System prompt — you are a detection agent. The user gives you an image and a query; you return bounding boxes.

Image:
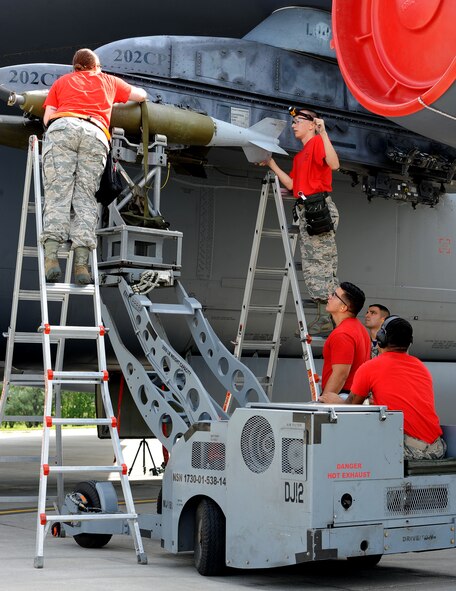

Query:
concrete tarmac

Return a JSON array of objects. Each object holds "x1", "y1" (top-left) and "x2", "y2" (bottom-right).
[{"x1": 2, "y1": 428, "x2": 456, "y2": 591}]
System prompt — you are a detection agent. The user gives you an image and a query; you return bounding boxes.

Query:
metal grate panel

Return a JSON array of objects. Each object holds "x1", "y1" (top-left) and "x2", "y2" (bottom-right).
[
  {"x1": 281, "y1": 437, "x2": 304, "y2": 474},
  {"x1": 191, "y1": 442, "x2": 225, "y2": 471},
  {"x1": 241, "y1": 415, "x2": 275, "y2": 474},
  {"x1": 386, "y1": 484, "x2": 449, "y2": 515}
]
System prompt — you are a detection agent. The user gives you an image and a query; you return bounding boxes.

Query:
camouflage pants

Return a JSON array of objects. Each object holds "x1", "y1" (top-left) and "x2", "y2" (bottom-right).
[
  {"x1": 41, "y1": 117, "x2": 108, "y2": 249},
  {"x1": 298, "y1": 196, "x2": 339, "y2": 301},
  {"x1": 404, "y1": 434, "x2": 447, "y2": 460}
]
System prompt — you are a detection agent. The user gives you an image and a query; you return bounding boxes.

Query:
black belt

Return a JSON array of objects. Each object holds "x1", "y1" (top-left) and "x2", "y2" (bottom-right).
[
  {"x1": 307, "y1": 191, "x2": 329, "y2": 198},
  {"x1": 295, "y1": 192, "x2": 329, "y2": 207},
  {"x1": 340, "y1": 389, "x2": 350, "y2": 394}
]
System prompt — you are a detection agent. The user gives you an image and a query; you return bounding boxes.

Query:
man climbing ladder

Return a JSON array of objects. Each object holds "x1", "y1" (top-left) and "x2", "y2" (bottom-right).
[{"x1": 260, "y1": 106, "x2": 340, "y2": 335}]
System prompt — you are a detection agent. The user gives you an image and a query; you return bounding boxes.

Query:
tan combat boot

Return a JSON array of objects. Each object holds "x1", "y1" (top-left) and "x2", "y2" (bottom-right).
[
  {"x1": 73, "y1": 246, "x2": 92, "y2": 285},
  {"x1": 308, "y1": 300, "x2": 334, "y2": 336},
  {"x1": 44, "y1": 239, "x2": 61, "y2": 282}
]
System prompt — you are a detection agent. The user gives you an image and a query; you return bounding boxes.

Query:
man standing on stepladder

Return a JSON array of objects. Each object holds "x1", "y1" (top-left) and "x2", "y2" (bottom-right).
[{"x1": 260, "y1": 106, "x2": 340, "y2": 335}]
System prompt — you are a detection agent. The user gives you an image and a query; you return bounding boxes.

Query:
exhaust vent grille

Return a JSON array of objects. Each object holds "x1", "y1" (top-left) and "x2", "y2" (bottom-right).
[
  {"x1": 241, "y1": 415, "x2": 275, "y2": 474},
  {"x1": 386, "y1": 484, "x2": 449, "y2": 515},
  {"x1": 282, "y1": 437, "x2": 304, "y2": 474},
  {"x1": 191, "y1": 442, "x2": 225, "y2": 471}
]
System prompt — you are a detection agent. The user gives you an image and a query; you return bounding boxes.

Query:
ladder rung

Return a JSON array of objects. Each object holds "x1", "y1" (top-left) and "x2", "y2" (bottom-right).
[
  {"x1": 47, "y1": 465, "x2": 125, "y2": 474},
  {"x1": 44, "y1": 512, "x2": 137, "y2": 522},
  {"x1": 8, "y1": 374, "x2": 44, "y2": 386},
  {"x1": 19, "y1": 289, "x2": 64, "y2": 302},
  {"x1": 241, "y1": 340, "x2": 277, "y2": 351},
  {"x1": 8, "y1": 332, "x2": 59, "y2": 344},
  {"x1": 143, "y1": 302, "x2": 198, "y2": 315},
  {"x1": 39, "y1": 326, "x2": 104, "y2": 339},
  {"x1": 47, "y1": 283, "x2": 96, "y2": 296},
  {"x1": 262, "y1": 227, "x2": 298, "y2": 237},
  {"x1": 49, "y1": 418, "x2": 114, "y2": 427},
  {"x1": 248, "y1": 305, "x2": 281, "y2": 313},
  {"x1": 22, "y1": 246, "x2": 70, "y2": 258},
  {"x1": 49, "y1": 370, "x2": 108, "y2": 384},
  {"x1": 255, "y1": 267, "x2": 287, "y2": 277},
  {"x1": 3, "y1": 415, "x2": 43, "y2": 423}
]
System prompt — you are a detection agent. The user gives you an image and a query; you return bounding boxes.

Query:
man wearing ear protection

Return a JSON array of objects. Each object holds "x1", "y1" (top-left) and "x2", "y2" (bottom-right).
[
  {"x1": 319, "y1": 316, "x2": 446, "y2": 460},
  {"x1": 259, "y1": 106, "x2": 340, "y2": 335}
]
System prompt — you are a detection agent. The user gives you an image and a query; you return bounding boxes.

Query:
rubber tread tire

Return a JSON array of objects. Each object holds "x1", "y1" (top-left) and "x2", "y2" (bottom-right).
[
  {"x1": 72, "y1": 480, "x2": 113, "y2": 549},
  {"x1": 194, "y1": 498, "x2": 226, "y2": 576}
]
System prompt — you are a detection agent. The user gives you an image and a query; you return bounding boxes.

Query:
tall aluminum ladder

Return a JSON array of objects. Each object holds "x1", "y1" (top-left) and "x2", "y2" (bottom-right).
[
  {"x1": 233, "y1": 172, "x2": 321, "y2": 401},
  {"x1": 0, "y1": 135, "x2": 147, "y2": 568}
]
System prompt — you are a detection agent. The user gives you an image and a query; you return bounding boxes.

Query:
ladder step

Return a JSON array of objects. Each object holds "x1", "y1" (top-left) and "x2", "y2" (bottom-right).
[
  {"x1": 39, "y1": 326, "x2": 105, "y2": 339},
  {"x1": 3, "y1": 415, "x2": 43, "y2": 423},
  {"x1": 23, "y1": 246, "x2": 70, "y2": 258},
  {"x1": 47, "y1": 283, "x2": 96, "y2": 296},
  {"x1": 8, "y1": 332, "x2": 60, "y2": 344},
  {"x1": 19, "y1": 289, "x2": 65, "y2": 302},
  {"x1": 255, "y1": 267, "x2": 287, "y2": 277},
  {"x1": 42, "y1": 512, "x2": 137, "y2": 523},
  {"x1": 8, "y1": 374, "x2": 44, "y2": 386},
  {"x1": 46, "y1": 465, "x2": 125, "y2": 474},
  {"x1": 142, "y1": 302, "x2": 198, "y2": 315},
  {"x1": 48, "y1": 370, "x2": 108, "y2": 384},
  {"x1": 48, "y1": 417, "x2": 115, "y2": 427},
  {"x1": 19, "y1": 285, "x2": 96, "y2": 300},
  {"x1": 262, "y1": 227, "x2": 299, "y2": 237},
  {"x1": 248, "y1": 305, "x2": 282, "y2": 313},
  {"x1": 241, "y1": 340, "x2": 277, "y2": 351}
]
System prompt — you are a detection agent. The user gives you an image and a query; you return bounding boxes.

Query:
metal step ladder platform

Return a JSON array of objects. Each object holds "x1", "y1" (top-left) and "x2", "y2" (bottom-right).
[
  {"x1": 233, "y1": 172, "x2": 321, "y2": 401},
  {"x1": 0, "y1": 135, "x2": 147, "y2": 568}
]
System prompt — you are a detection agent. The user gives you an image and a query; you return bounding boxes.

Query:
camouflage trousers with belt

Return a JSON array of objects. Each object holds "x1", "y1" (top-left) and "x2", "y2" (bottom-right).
[
  {"x1": 41, "y1": 117, "x2": 108, "y2": 249},
  {"x1": 298, "y1": 196, "x2": 339, "y2": 301},
  {"x1": 404, "y1": 433, "x2": 447, "y2": 460}
]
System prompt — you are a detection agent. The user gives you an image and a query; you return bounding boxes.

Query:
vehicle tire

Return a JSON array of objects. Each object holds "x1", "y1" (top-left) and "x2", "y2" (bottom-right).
[
  {"x1": 194, "y1": 498, "x2": 226, "y2": 576},
  {"x1": 72, "y1": 481, "x2": 112, "y2": 549},
  {"x1": 347, "y1": 554, "x2": 382, "y2": 568},
  {"x1": 157, "y1": 487, "x2": 162, "y2": 514}
]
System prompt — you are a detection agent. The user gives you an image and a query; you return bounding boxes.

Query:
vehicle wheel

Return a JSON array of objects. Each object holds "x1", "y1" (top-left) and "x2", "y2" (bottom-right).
[
  {"x1": 72, "y1": 481, "x2": 112, "y2": 549},
  {"x1": 156, "y1": 487, "x2": 162, "y2": 514},
  {"x1": 347, "y1": 554, "x2": 382, "y2": 568},
  {"x1": 194, "y1": 498, "x2": 226, "y2": 576}
]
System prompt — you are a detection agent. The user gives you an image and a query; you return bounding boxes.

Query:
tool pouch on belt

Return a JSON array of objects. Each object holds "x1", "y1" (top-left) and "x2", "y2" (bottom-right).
[{"x1": 303, "y1": 194, "x2": 334, "y2": 236}]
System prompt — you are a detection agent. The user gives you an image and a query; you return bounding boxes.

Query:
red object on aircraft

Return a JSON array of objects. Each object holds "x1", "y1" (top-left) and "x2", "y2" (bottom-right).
[{"x1": 332, "y1": 0, "x2": 456, "y2": 148}]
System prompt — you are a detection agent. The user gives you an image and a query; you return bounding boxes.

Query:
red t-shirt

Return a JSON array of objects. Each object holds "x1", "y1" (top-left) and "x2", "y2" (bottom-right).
[
  {"x1": 350, "y1": 352, "x2": 442, "y2": 444},
  {"x1": 44, "y1": 70, "x2": 132, "y2": 129},
  {"x1": 322, "y1": 318, "x2": 371, "y2": 391},
  {"x1": 289, "y1": 134, "x2": 333, "y2": 197}
]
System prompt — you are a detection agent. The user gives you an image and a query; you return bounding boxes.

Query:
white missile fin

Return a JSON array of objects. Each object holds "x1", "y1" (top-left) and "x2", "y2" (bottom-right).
[
  {"x1": 242, "y1": 145, "x2": 272, "y2": 163},
  {"x1": 249, "y1": 117, "x2": 287, "y2": 139},
  {"x1": 249, "y1": 139, "x2": 288, "y2": 155},
  {"x1": 242, "y1": 142, "x2": 288, "y2": 163}
]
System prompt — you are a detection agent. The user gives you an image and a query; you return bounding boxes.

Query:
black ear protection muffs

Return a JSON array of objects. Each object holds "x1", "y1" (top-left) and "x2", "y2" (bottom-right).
[{"x1": 375, "y1": 315, "x2": 401, "y2": 349}]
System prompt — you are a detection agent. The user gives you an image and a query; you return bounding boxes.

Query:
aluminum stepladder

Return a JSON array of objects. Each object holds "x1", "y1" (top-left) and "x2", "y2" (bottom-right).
[
  {"x1": 233, "y1": 172, "x2": 321, "y2": 401},
  {"x1": 0, "y1": 135, "x2": 147, "y2": 568}
]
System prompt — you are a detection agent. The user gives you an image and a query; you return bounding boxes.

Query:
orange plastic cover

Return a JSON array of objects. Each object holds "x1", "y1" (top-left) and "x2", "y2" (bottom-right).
[{"x1": 332, "y1": 0, "x2": 456, "y2": 116}]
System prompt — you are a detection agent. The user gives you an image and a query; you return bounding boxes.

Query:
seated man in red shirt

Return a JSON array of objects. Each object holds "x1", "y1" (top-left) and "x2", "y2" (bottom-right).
[
  {"x1": 321, "y1": 282, "x2": 371, "y2": 396},
  {"x1": 320, "y1": 316, "x2": 446, "y2": 460}
]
